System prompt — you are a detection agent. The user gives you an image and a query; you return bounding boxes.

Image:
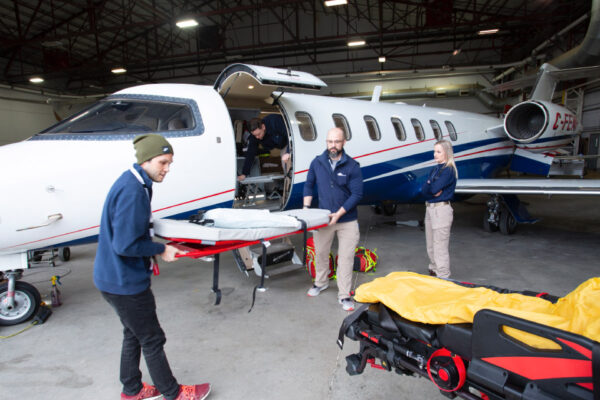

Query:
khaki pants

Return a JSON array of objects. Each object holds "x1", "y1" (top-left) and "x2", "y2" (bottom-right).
[
  {"x1": 313, "y1": 220, "x2": 360, "y2": 300},
  {"x1": 425, "y1": 202, "x2": 453, "y2": 278}
]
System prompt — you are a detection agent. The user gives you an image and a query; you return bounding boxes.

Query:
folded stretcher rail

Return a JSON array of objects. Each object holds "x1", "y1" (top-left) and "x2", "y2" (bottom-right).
[
  {"x1": 154, "y1": 208, "x2": 330, "y2": 308},
  {"x1": 338, "y1": 272, "x2": 600, "y2": 400}
]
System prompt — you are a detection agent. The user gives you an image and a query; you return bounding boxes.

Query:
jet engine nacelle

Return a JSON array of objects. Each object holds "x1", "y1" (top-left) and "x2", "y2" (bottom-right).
[{"x1": 504, "y1": 100, "x2": 580, "y2": 144}]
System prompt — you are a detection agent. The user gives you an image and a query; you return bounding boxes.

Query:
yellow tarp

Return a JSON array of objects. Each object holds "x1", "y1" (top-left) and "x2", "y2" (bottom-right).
[{"x1": 354, "y1": 271, "x2": 600, "y2": 346}]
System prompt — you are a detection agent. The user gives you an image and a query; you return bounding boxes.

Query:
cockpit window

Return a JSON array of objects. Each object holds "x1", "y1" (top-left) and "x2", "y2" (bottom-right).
[{"x1": 38, "y1": 98, "x2": 197, "y2": 137}]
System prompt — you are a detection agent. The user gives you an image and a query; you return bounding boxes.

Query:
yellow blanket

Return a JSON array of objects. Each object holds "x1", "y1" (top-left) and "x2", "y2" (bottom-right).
[{"x1": 354, "y1": 272, "x2": 600, "y2": 346}]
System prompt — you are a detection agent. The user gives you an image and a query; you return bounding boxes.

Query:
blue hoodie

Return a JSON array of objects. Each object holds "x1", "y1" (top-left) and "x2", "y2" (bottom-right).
[
  {"x1": 303, "y1": 150, "x2": 363, "y2": 223},
  {"x1": 93, "y1": 163, "x2": 165, "y2": 295}
]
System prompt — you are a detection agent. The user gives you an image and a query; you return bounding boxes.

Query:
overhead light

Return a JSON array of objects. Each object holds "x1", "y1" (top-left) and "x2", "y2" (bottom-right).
[
  {"x1": 29, "y1": 77, "x2": 44, "y2": 83},
  {"x1": 325, "y1": 0, "x2": 348, "y2": 6},
  {"x1": 452, "y1": 49, "x2": 461, "y2": 56},
  {"x1": 378, "y1": 56, "x2": 386, "y2": 63},
  {"x1": 478, "y1": 28, "x2": 499, "y2": 35},
  {"x1": 248, "y1": 85, "x2": 254, "y2": 90},
  {"x1": 348, "y1": 40, "x2": 366, "y2": 47},
  {"x1": 176, "y1": 19, "x2": 199, "y2": 28},
  {"x1": 111, "y1": 67, "x2": 127, "y2": 74}
]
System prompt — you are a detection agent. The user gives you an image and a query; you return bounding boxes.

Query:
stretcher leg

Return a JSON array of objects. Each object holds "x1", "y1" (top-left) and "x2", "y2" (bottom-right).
[{"x1": 212, "y1": 254, "x2": 221, "y2": 305}]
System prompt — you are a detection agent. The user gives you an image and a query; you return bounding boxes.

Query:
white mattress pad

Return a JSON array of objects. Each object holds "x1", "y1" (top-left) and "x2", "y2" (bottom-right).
[{"x1": 154, "y1": 208, "x2": 330, "y2": 242}]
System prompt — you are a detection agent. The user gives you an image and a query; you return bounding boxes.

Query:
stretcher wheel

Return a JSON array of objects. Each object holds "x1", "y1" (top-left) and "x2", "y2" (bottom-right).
[{"x1": 426, "y1": 348, "x2": 466, "y2": 392}]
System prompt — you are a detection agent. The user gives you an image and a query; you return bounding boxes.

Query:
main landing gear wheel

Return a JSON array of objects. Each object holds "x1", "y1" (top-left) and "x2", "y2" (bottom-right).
[
  {"x1": 59, "y1": 247, "x2": 71, "y2": 262},
  {"x1": 499, "y1": 210, "x2": 517, "y2": 235},
  {"x1": 0, "y1": 281, "x2": 41, "y2": 326},
  {"x1": 382, "y1": 203, "x2": 397, "y2": 216},
  {"x1": 482, "y1": 209, "x2": 499, "y2": 232}
]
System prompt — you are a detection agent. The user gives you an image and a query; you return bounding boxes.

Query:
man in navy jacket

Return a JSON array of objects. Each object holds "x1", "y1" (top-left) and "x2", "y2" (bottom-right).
[
  {"x1": 94, "y1": 134, "x2": 211, "y2": 400},
  {"x1": 237, "y1": 114, "x2": 289, "y2": 181},
  {"x1": 303, "y1": 127, "x2": 363, "y2": 311}
]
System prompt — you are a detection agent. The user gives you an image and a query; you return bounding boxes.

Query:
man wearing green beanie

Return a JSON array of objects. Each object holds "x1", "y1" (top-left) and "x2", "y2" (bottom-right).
[{"x1": 94, "y1": 134, "x2": 211, "y2": 400}]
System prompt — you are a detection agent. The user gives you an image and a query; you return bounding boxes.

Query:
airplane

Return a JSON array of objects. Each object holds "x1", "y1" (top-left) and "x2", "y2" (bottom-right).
[{"x1": 1, "y1": 62, "x2": 599, "y2": 326}]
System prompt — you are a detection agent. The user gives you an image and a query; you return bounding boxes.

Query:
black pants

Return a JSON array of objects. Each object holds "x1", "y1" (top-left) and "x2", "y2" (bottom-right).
[{"x1": 102, "y1": 288, "x2": 180, "y2": 400}]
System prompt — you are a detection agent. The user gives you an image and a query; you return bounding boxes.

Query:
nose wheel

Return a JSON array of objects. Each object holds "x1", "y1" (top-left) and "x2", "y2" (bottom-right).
[{"x1": 0, "y1": 281, "x2": 41, "y2": 326}]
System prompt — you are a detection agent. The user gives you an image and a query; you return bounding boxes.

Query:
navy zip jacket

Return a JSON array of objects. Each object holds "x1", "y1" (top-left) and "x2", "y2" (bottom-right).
[
  {"x1": 303, "y1": 150, "x2": 363, "y2": 223},
  {"x1": 93, "y1": 163, "x2": 165, "y2": 295},
  {"x1": 241, "y1": 114, "x2": 288, "y2": 175},
  {"x1": 421, "y1": 164, "x2": 457, "y2": 203}
]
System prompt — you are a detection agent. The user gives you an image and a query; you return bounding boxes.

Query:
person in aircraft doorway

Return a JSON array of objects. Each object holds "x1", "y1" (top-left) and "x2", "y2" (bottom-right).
[
  {"x1": 421, "y1": 139, "x2": 458, "y2": 279},
  {"x1": 237, "y1": 114, "x2": 290, "y2": 181},
  {"x1": 303, "y1": 127, "x2": 363, "y2": 312}
]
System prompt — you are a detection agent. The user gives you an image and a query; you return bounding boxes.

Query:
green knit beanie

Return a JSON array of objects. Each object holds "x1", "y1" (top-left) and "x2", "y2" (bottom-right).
[{"x1": 133, "y1": 134, "x2": 174, "y2": 164}]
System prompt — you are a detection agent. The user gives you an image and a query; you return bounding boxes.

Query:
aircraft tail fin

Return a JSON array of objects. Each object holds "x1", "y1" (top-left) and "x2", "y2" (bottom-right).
[{"x1": 529, "y1": 63, "x2": 559, "y2": 102}]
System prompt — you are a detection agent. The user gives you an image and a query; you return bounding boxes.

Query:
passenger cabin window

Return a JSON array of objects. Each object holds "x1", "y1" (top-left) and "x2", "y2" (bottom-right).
[
  {"x1": 391, "y1": 117, "x2": 406, "y2": 141},
  {"x1": 364, "y1": 116, "x2": 381, "y2": 141},
  {"x1": 296, "y1": 111, "x2": 317, "y2": 141},
  {"x1": 411, "y1": 118, "x2": 425, "y2": 141},
  {"x1": 332, "y1": 114, "x2": 352, "y2": 140},
  {"x1": 40, "y1": 99, "x2": 195, "y2": 135},
  {"x1": 430, "y1": 120, "x2": 443, "y2": 140},
  {"x1": 445, "y1": 121, "x2": 458, "y2": 141}
]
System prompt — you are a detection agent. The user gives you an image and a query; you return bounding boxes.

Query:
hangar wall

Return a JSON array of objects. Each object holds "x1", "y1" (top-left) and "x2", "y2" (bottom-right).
[{"x1": 0, "y1": 87, "x2": 56, "y2": 145}]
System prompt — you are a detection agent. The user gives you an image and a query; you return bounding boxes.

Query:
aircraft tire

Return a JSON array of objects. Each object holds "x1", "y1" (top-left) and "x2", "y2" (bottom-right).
[
  {"x1": 59, "y1": 247, "x2": 71, "y2": 262},
  {"x1": 499, "y1": 210, "x2": 517, "y2": 235},
  {"x1": 0, "y1": 281, "x2": 41, "y2": 326},
  {"x1": 482, "y1": 210, "x2": 499, "y2": 232},
  {"x1": 382, "y1": 203, "x2": 397, "y2": 216}
]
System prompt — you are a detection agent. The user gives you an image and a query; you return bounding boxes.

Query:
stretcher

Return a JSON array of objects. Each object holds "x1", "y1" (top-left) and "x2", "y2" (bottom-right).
[
  {"x1": 154, "y1": 208, "x2": 330, "y2": 310},
  {"x1": 338, "y1": 272, "x2": 600, "y2": 400}
]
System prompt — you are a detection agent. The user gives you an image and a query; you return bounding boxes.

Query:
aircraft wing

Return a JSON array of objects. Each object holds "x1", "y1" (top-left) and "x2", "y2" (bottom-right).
[{"x1": 456, "y1": 179, "x2": 600, "y2": 195}]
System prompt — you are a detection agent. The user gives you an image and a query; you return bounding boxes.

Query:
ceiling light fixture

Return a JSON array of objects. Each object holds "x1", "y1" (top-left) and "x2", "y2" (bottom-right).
[
  {"x1": 378, "y1": 56, "x2": 386, "y2": 63},
  {"x1": 111, "y1": 67, "x2": 127, "y2": 74},
  {"x1": 452, "y1": 49, "x2": 461, "y2": 56},
  {"x1": 176, "y1": 19, "x2": 199, "y2": 28},
  {"x1": 348, "y1": 40, "x2": 366, "y2": 47},
  {"x1": 325, "y1": 0, "x2": 348, "y2": 6},
  {"x1": 29, "y1": 77, "x2": 44, "y2": 83},
  {"x1": 478, "y1": 28, "x2": 499, "y2": 35}
]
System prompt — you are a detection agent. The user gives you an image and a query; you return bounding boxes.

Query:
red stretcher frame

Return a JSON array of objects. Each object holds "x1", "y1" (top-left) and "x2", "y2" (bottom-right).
[{"x1": 158, "y1": 222, "x2": 328, "y2": 310}]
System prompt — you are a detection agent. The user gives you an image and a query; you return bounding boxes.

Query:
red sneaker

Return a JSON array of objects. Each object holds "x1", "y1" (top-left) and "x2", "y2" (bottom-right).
[
  {"x1": 173, "y1": 384, "x2": 211, "y2": 400},
  {"x1": 121, "y1": 382, "x2": 161, "y2": 400}
]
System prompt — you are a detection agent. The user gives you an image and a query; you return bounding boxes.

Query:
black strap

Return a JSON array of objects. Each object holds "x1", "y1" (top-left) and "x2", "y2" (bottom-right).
[
  {"x1": 297, "y1": 218, "x2": 308, "y2": 267},
  {"x1": 337, "y1": 303, "x2": 370, "y2": 349},
  {"x1": 593, "y1": 341, "x2": 600, "y2": 400}
]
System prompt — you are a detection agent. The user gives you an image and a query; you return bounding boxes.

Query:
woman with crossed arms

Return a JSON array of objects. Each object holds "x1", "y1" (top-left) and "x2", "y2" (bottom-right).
[{"x1": 421, "y1": 140, "x2": 458, "y2": 278}]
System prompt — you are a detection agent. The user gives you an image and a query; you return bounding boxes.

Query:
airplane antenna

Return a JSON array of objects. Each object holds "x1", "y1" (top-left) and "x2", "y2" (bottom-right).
[{"x1": 371, "y1": 85, "x2": 382, "y2": 102}]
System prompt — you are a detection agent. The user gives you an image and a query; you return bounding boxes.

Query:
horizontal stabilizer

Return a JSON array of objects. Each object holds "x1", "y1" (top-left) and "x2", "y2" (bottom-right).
[
  {"x1": 510, "y1": 148, "x2": 553, "y2": 176},
  {"x1": 456, "y1": 178, "x2": 600, "y2": 195}
]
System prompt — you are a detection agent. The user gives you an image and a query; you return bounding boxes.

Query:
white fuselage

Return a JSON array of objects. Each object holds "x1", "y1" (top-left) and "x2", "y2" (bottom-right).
[{"x1": 0, "y1": 82, "x2": 515, "y2": 271}]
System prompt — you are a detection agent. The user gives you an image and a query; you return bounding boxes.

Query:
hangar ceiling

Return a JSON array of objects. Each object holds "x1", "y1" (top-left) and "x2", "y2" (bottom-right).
[{"x1": 0, "y1": 0, "x2": 592, "y2": 96}]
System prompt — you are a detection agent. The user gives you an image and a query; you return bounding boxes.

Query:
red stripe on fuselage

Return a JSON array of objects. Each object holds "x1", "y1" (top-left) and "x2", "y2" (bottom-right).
[{"x1": 3, "y1": 188, "x2": 235, "y2": 250}]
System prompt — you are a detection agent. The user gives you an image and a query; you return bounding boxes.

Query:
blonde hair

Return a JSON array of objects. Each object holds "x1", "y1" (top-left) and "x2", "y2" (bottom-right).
[{"x1": 435, "y1": 140, "x2": 458, "y2": 178}]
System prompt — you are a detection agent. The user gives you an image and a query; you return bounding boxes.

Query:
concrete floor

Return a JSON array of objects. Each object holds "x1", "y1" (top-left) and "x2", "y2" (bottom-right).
[{"x1": 1, "y1": 195, "x2": 599, "y2": 399}]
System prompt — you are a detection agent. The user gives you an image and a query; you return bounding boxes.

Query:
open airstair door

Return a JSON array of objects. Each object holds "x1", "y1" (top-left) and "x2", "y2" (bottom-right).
[{"x1": 214, "y1": 64, "x2": 327, "y2": 108}]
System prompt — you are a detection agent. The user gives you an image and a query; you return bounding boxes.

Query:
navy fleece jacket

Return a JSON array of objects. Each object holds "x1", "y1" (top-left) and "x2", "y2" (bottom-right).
[
  {"x1": 93, "y1": 163, "x2": 165, "y2": 295},
  {"x1": 421, "y1": 164, "x2": 457, "y2": 203},
  {"x1": 242, "y1": 114, "x2": 288, "y2": 175},
  {"x1": 303, "y1": 150, "x2": 363, "y2": 223}
]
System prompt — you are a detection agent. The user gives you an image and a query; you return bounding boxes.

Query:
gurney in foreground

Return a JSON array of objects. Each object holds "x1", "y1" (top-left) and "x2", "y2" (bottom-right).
[{"x1": 338, "y1": 272, "x2": 599, "y2": 400}]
